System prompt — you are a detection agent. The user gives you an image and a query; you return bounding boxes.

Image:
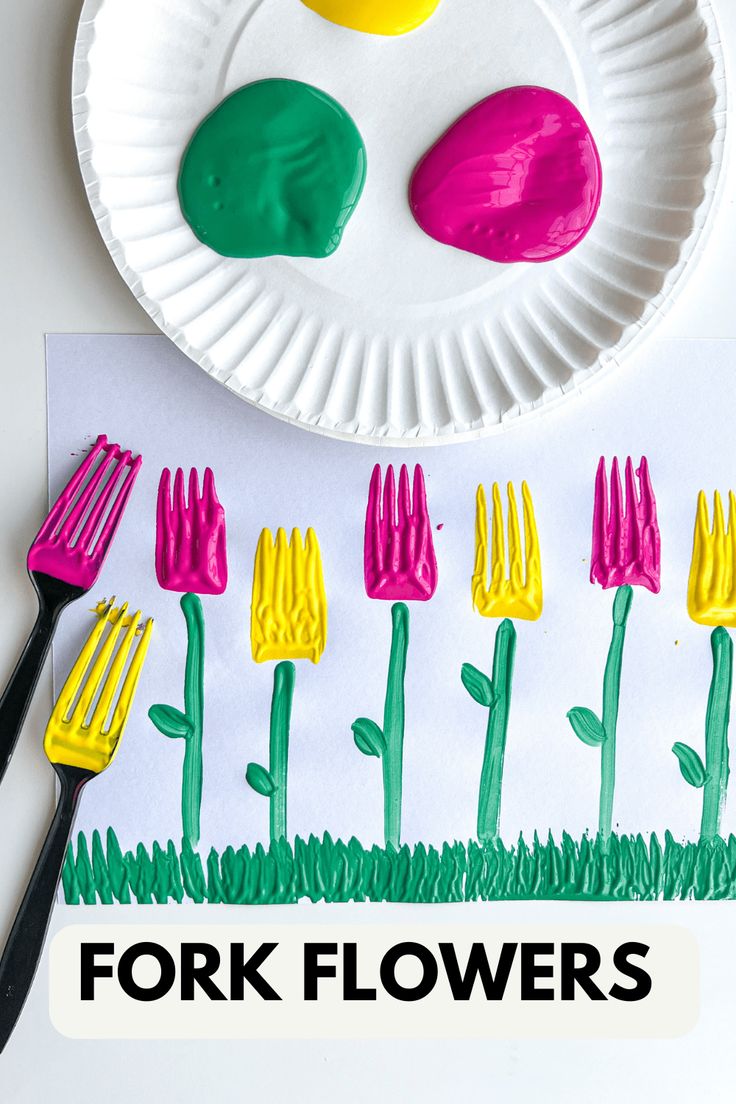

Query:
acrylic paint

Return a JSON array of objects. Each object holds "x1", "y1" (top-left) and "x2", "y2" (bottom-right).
[
  {"x1": 472, "y1": 481, "x2": 542, "y2": 621},
  {"x1": 64, "y1": 828, "x2": 736, "y2": 904},
  {"x1": 246, "y1": 661, "x2": 296, "y2": 841},
  {"x1": 688, "y1": 490, "x2": 736, "y2": 627},
  {"x1": 149, "y1": 593, "x2": 205, "y2": 848},
  {"x1": 251, "y1": 527, "x2": 327, "y2": 664},
  {"x1": 462, "y1": 619, "x2": 517, "y2": 843},
  {"x1": 301, "y1": 0, "x2": 440, "y2": 35},
  {"x1": 591, "y1": 457, "x2": 660, "y2": 593},
  {"x1": 155, "y1": 467, "x2": 227, "y2": 596},
  {"x1": 410, "y1": 86, "x2": 602, "y2": 264},
  {"x1": 178, "y1": 79, "x2": 366, "y2": 259},
  {"x1": 364, "y1": 464, "x2": 437, "y2": 601}
]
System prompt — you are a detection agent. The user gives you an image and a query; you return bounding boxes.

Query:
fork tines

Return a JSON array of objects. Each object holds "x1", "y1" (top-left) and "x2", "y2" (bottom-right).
[
  {"x1": 591, "y1": 456, "x2": 660, "y2": 593},
  {"x1": 28, "y1": 435, "x2": 142, "y2": 591},
  {"x1": 44, "y1": 600, "x2": 153, "y2": 774},
  {"x1": 155, "y1": 467, "x2": 227, "y2": 595},
  {"x1": 688, "y1": 489, "x2": 736, "y2": 627},
  {"x1": 364, "y1": 463, "x2": 438, "y2": 601}
]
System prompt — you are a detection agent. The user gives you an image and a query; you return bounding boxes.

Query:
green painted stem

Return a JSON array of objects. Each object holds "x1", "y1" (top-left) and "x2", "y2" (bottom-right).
[
  {"x1": 181, "y1": 593, "x2": 205, "y2": 848},
  {"x1": 383, "y1": 603, "x2": 409, "y2": 850},
  {"x1": 477, "y1": 619, "x2": 517, "y2": 843},
  {"x1": 269, "y1": 662, "x2": 296, "y2": 842},
  {"x1": 598, "y1": 585, "x2": 633, "y2": 843},
  {"x1": 700, "y1": 628, "x2": 733, "y2": 843}
]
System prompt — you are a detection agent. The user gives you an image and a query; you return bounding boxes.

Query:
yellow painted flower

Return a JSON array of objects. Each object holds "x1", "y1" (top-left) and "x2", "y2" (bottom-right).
[
  {"x1": 251, "y1": 527, "x2": 327, "y2": 663},
  {"x1": 301, "y1": 0, "x2": 441, "y2": 36},
  {"x1": 688, "y1": 490, "x2": 736, "y2": 627},
  {"x1": 472, "y1": 482, "x2": 543, "y2": 621}
]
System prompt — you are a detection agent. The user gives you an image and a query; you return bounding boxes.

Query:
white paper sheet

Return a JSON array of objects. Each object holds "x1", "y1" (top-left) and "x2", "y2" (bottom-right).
[{"x1": 46, "y1": 334, "x2": 735, "y2": 858}]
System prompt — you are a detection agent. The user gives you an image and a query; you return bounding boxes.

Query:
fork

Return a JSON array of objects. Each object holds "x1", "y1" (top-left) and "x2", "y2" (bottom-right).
[
  {"x1": 364, "y1": 463, "x2": 438, "y2": 601},
  {"x1": 0, "y1": 435, "x2": 141, "y2": 785},
  {"x1": 591, "y1": 455, "x2": 660, "y2": 593},
  {"x1": 472, "y1": 481, "x2": 543, "y2": 621},
  {"x1": 155, "y1": 467, "x2": 227, "y2": 594},
  {"x1": 687, "y1": 489, "x2": 736, "y2": 627},
  {"x1": 0, "y1": 600, "x2": 153, "y2": 1053}
]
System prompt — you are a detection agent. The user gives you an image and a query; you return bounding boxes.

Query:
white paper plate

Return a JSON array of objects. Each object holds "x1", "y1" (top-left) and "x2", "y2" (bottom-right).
[{"x1": 72, "y1": 0, "x2": 726, "y2": 444}]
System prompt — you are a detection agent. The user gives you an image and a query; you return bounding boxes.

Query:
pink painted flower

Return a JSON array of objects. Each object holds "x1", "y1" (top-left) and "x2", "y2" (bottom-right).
[
  {"x1": 155, "y1": 467, "x2": 227, "y2": 595},
  {"x1": 591, "y1": 456, "x2": 660, "y2": 593},
  {"x1": 364, "y1": 464, "x2": 438, "y2": 601}
]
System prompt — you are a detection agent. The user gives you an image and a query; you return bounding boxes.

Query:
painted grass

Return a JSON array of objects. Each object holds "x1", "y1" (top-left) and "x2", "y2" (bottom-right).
[{"x1": 62, "y1": 829, "x2": 736, "y2": 904}]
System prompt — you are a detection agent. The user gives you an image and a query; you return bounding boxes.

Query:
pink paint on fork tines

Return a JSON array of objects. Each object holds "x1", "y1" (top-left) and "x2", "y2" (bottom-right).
[
  {"x1": 155, "y1": 467, "x2": 227, "y2": 595},
  {"x1": 27, "y1": 435, "x2": 142, "y2": 590},
  {"x1": 591, "y1": 456, "x2": 661, "y2": 593},
  {"x1": 364, "y1": 463, "x2": 438, "y2": 601}
]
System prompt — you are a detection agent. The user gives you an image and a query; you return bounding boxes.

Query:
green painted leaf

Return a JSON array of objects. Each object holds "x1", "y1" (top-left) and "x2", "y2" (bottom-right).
[
  {"x1": 461, "y1": 663, "x2": 494, "y2": 707},
  {"x1": 567, "y1": 707, "x2": 606, "y2": 747},
  {"x1": 672, "y1": 743, "x2": 706, "y2": 788},
  {"x1": 148, "y1": 704, "x2": 192, "y2": 740},
  {"x1": 246, "y1": 762, "x2": 277, "y2": 797},
  {"x1": 352, "y1": 718, "x2": 385, "y2": 758}
]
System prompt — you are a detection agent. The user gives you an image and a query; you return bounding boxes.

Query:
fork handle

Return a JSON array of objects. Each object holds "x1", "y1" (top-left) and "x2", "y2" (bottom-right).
[
  {"x1": 0, "y1": 764, "x2": 91, "y2": 1054},
  {"x1": 0, "y1": 599, "x2": 64, "y2": 786}
]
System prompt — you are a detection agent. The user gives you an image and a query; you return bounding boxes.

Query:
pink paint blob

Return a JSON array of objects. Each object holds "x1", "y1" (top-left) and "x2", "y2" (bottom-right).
[
  {"x1": 591, "y1": 456, "x2": 660, "y2": 593},
  {"x1": 28, "y1": 434, "x2": 142, "y2": 590},
  {"x1": 364, "y1": 463, "x2": 438, "y2": 601},
  {"x1": 409, "y1": 85, "x2": 602, "y2": 264},
  {"x1": 156, "y1": 467, "x2": 228, "y2": 595}
]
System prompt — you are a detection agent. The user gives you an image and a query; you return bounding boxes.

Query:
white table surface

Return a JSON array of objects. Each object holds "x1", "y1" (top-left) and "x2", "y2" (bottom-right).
[{"x1": 1, "y1": 0, "x2": 736, "y2": 1099}]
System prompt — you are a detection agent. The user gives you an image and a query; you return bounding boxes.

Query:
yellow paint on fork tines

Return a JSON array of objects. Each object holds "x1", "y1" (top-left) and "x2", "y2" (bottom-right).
[
  {"x1": 472, "y1": 481, "x2": 543, "y2": 621},
  {"x1": 688, "y1": 490, "x2": 736, "y2": 627},
  {"x1": 251, "y1": 527, "x2": 328, "y2": 663},
  {"x1": 44, "y1": 601, "x2": 153, "y2": 772}
]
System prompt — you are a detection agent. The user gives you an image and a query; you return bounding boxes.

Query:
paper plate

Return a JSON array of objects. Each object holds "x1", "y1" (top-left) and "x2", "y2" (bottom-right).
[{"x1": 72, "y1": 0, "x2": 726, "y2": 444}]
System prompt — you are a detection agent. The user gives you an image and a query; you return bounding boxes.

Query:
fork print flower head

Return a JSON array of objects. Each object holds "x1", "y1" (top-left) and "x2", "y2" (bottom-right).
[
  {"x1": 464, "y1": 480, "x2": 542, "y2": 843},
  {"x1": 149, "y1": 467, "x2": 228, "y2": 848},
  {"x1": 246, "y1": 527, "x2": 327, "y2": 841},
  {"x1": 353, "y1": 464, "x2": 437, "y2": 849},
  {"x1": 567, "y1": 456, "x2": 661, "y2": 844},
  {"x1": 672, "y1": 490, "x2": 735, "y2": 842},
  {"x1": 251, "y1": 527, "x2": 327, "y2": 663},
  {"x1": 364, "y1": 463, "x2": 437, "y2": 601},
  {"x1": 155, "y1": 467, "x2": 227, "y2": 595}
]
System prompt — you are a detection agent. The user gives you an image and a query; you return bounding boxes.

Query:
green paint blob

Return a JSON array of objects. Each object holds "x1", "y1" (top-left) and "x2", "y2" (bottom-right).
[{"x1": 178, "y1": 79, "x2": 367, "y2": 258}]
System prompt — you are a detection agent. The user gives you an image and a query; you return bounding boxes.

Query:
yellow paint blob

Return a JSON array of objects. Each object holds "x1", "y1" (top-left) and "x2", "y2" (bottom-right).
[
  {"x1": 687, "y1": 490, "x2": 736, "y2": 627},
  {"x1": 251, "y1": 527, "x2": 328, "y2": 663},
  {"x1": 472, "y1": 482, "x2": 543, "y2": 621},
  {"x1": 45, "y1": 602, "x2": 153, "y2": 773},
  {"x1": 301, "y1": 0, "x2": 441, "y2": 36}
]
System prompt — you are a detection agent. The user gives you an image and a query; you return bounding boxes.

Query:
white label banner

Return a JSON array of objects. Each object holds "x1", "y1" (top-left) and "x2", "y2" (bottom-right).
[{"x1": 49, "y1": 923, "x2": 698, "y2": 1039}]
